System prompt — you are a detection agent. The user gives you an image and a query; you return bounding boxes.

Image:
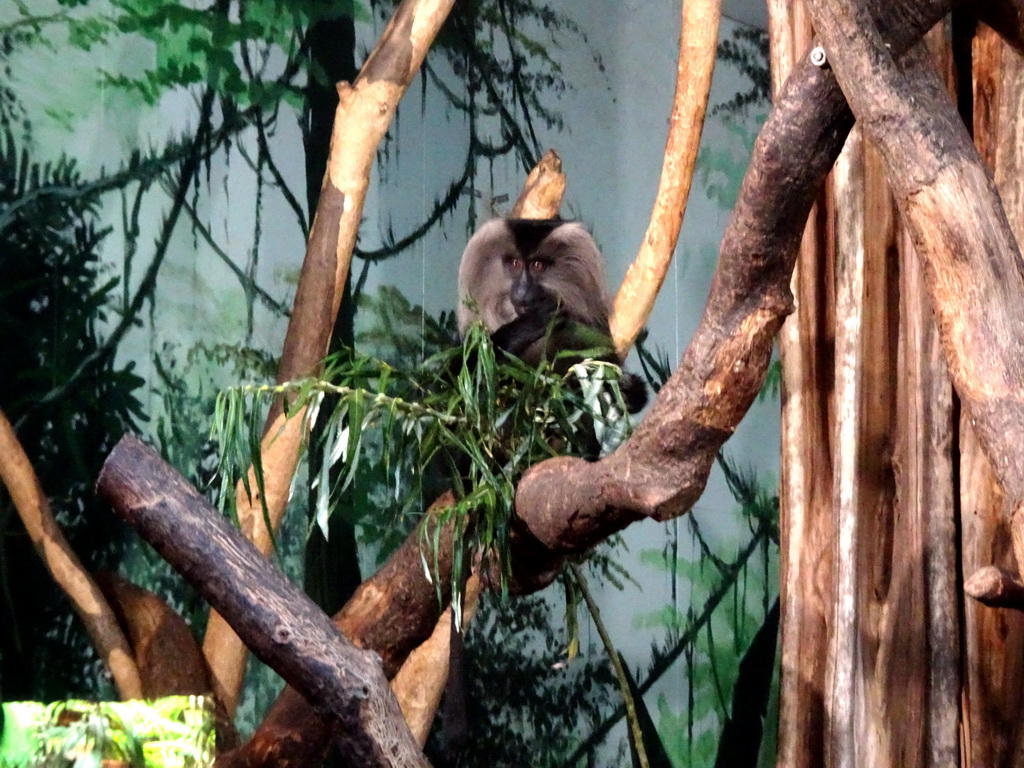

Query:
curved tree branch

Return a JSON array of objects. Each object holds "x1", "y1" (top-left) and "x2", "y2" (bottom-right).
[
  {"x1": 610, "y1": 0, "x2": 722, "y2": 357},
  {"x1": 514, "y1": 0, "x2": 956, "y2": 554},
  {"x1": 0, "y1": 409, "x2": 142, "y2": 699}
]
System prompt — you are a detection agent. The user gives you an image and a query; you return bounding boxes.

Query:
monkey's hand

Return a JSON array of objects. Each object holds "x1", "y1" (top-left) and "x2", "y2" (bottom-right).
[
  {"x1": 619, "y1": 372, "x2": 649, "y2": 414},
  {"x1": 491, "y1": 297, "x2": 559, "y2": 358}
]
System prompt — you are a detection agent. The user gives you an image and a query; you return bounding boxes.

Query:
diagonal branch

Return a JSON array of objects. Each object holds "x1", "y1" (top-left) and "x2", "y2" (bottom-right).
[
  {"x1": 98, "y1": 437, "x2": 427, "y2": 767},
  {"x1": 0, "y1": 409, "x2": 142, "y2": 699},
  {"x1": 201, "y1": 0, "x2": 458, "y2": 713}
]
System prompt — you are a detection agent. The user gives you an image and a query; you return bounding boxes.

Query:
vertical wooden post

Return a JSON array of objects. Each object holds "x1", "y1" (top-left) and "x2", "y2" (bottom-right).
[{"x1": 961, "y1": 23, "x2": 1024, "y2": 767}]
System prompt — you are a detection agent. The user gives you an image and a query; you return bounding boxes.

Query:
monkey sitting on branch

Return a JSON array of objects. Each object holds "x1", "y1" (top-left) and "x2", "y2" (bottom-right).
[{"x1": 456, "y1": 217, "x2": 648, "y2": 418}]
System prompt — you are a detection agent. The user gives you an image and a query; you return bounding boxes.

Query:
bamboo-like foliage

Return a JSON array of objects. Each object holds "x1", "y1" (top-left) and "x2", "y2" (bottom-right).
[
  {"x1": 211, "y1": 323, "x2": 637, "y2": 607},
  {"x1": 1, "y1": 697, "x2": 215, "y2": 768}
]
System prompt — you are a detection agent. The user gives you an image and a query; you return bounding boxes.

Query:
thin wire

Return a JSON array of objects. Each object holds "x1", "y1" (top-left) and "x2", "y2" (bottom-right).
[{"x1": 420, "y1": 103, "x2": 427, "y2": 363}]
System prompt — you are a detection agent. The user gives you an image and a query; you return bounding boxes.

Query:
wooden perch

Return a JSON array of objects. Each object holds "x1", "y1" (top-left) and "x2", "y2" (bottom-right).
[
  {"x1": 97, "y1": 436, "x2": 428, "y2": 767},
  {"x1": 611, "y1": 0, "x2": 721, "y2": 356},
  {"x1": 202, "y1": 0, "x2": 458, "y2": 713},
  {"x1": 223, "y1": 492, "x2": 459, "y2": 767},
  {"x1": 0, "y1": 408, "x2": 142, "y2": 699}
]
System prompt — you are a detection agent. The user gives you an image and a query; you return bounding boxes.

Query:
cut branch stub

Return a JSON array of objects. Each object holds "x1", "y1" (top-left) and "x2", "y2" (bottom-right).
[
  {"x1": 964, "y1": 565, "x2": 1024, "y2": 610},
  {"x1": 510, "y1": 149, "x2": 566, "y2": 218}
]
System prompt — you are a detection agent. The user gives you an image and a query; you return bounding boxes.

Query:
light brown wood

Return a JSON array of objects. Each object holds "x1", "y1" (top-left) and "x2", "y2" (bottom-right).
[
  {"x1": 0, "y1": 408, "x2": 142, "y2": 699},
  {"x1": 201, "y1": 0, "x2": 458, "y2": 713},
  {"x1": 964, "y1": 565, "x2": 1024, "y2": 609},
  {"x1": 610, "y1": 0, "x2": 721, "y2": 356},
  {"x1": 391, "y1": 575, "x2": 481, "y2": 745},
  {"x1": 771, "y1": 6, "x2": 836, "y2": 766},
  {"x1": 962, "y1": 25, "x2": 1024, "y2": 767},
  {"x1": 510, "y1": 150, "x2": 566, "y2": 219},
  {"x1": 824, "y1": 124, "x2": 869, "y2": 767},
  {"x1": 804, "y1": 0, "x2": 1024, "y2": 504}
]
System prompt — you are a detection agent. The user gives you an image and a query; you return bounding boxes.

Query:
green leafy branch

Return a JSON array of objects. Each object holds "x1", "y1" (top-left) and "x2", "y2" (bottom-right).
[{"x1": 212, "y1": 322, "x2": 637, "y2": 598}]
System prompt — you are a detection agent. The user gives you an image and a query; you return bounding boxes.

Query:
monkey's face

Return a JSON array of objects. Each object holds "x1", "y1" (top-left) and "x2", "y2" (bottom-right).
[
  {"x1": 456, "y1": 218, "x2": 612, "y2": 337},
  {"x1": 456, "y1": 219, "x2": 523, "y2": 334},
  {"x1": 505, "y1": 253, "x2": 557, "y2": 316}
]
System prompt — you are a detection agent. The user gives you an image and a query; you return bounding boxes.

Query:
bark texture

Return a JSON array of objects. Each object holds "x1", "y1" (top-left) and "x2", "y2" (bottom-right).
[
  {"x1": 97, "y1": 436, "x2": 428, "y2": 768},
  {"x1": 219, "y1": 492, "x2": 457, "y2": 767},
  {"x1": 804, "y1": 0, "x2": 1024, "y2": 504},
  {"x1": 770, "y1": 6, "x2": 836, "y2": 767},
  {"x1": 961, "y1": 21, "x2": 1024, "y2": 766},
  {"x1": 773, "y1": 1, "x2": 1024, "y2": 766}
]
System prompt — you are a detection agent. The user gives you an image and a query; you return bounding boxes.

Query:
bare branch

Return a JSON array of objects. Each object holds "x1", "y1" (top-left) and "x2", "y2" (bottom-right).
[
  {"x1": 98, "y1": 437, "x2": 428, "y2": 768},
  {"x1": 610, "y1": 0, "x2": 721, "y2": 357},
  {"x1": 0, "y1": 409, "x2": 142, "y2": 699},
  {"x1": 202, "y1": 0, "x2": 458, "y2": 712}
]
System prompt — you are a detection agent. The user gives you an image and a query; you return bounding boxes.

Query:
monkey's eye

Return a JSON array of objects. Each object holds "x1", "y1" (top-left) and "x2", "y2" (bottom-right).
[
  {"x1": 529, "y1": 260, "x2": 547, "y2": 273},
  {"x1": 508, "y1": 256, "x2": 524, "y2": 270}
]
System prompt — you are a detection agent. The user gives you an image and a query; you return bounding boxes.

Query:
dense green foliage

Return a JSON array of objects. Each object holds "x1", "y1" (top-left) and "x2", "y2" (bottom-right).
[
  {"x1": 0, "y1": 697, "x2": 214, "y2": 768},
  {"x1": 213, "y1": 320, "x2": 636, "y2": 601}
]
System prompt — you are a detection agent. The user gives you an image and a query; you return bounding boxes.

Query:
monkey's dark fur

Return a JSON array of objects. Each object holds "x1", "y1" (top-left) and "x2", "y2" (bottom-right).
[
  {"x1": 438, "y1": 219, "x2": 647, "y2": 763},
  {"x1": 457, "y1": 217, "x2": 647, "y2": 413}
]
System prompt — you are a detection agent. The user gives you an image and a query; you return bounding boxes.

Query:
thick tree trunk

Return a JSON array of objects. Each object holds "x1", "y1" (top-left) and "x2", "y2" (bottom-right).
[
  {"x1": 776, "y1": 1, "x2": 1024, "y2": 766},
  {"x1": 804, "y1": 0, "x2": 1024, "y2": 503},
  {"x1": 771, "y1": 4, "x2": 964, "y2": 766},
  {"x1": 769, "y1": 7, "x2": 835, "y2": 767}
]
